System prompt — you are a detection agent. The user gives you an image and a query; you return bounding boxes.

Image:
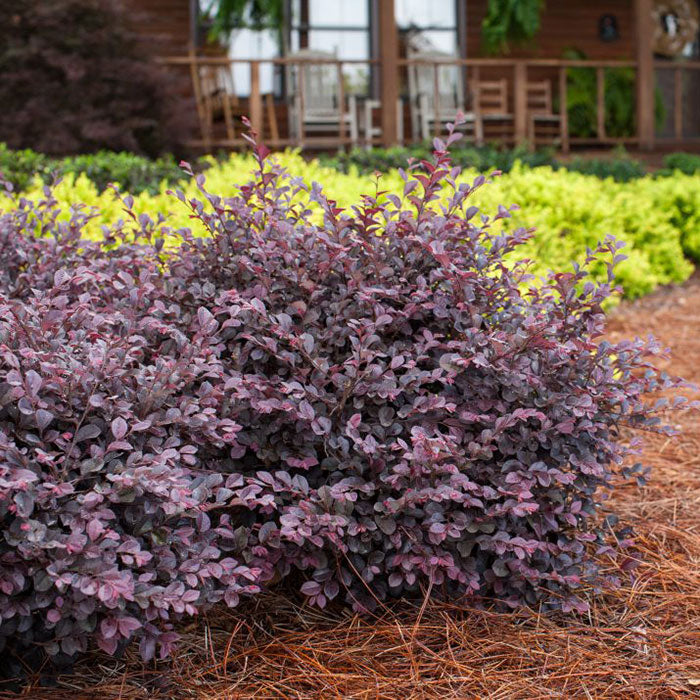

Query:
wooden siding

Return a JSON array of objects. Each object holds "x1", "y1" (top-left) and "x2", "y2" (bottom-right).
[
  {"x1": 121, "y1": 0, "x2": 192, "y2": 57},
  {"x1": 120, "y1": 0, "x2": 197, "y2": 136},
  {"x1": 465, "y1": 0, "x2": 636, "y2": 60},
  {"x1": 119, "y1": 0, "x2": 638, "y2": 61}
]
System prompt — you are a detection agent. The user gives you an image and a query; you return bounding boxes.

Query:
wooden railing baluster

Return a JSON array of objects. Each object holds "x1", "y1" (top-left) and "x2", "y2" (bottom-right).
[
  {"x1": 337, "y1": 61, "x2": 346, "y2": 145},
  {"x1": 596, "y1": 67, "x2": 606, "y2": 140},
  {"x1": 674, "y1": 66, "x2": 683, "y2": 141},
  {"x1": 249, "y1": 60, "x2": 262, "y2": 138},
  {"x1": 433, "y1": 63, "x2": 440, "y2": 138},
  {"x1": 558, "y1": 67, "x2": 569, "y2": 154}
]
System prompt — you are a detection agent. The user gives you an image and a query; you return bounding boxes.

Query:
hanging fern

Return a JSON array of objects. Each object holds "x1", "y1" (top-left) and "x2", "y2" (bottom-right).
[
  {"x1": 205, "y1": 0, "x2": 284, "y2": 38},
  {"x1": 563, "y1": 49, "x2": 666, "y2": 139},
  {"x1": 482, "y1": 0, "x2": 544, "y2": 54}
]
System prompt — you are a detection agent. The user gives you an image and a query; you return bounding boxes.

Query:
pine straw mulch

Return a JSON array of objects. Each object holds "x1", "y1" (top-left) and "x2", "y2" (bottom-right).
[{"x1": 4, "y1": 277, "x2": 700, "y2": 700}]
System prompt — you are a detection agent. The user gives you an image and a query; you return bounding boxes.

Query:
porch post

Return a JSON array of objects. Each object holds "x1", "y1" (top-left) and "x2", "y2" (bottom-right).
[
  {"x1": 379, "y1": 0, "x2": 399, "y2": 147},
  {"x1": 513, "y1": 62, "x2": 528, "y2": 146},
  {"x1": 635, "y1": 0, "x2": 655, "y2": 150}
]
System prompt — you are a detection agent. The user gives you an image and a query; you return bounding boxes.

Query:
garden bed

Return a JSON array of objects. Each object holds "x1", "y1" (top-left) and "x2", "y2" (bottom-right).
[{"x1": 5, "y1": 275, "x2": 699, "y2": 700}]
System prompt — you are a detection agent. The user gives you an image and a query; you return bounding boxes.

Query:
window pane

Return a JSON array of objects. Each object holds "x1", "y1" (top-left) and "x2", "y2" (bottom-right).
[
  {"x1": 310, "y1": 0, "x2": 368, "y2": 27},
  {"x1": 306, "y1": 30, "x2": 369, "y2": 59},
  {"x1": 288, "y1": 1, "x2": 371, "y2": 95},
  {"x1": 303, "y1": 30, "x2": 369, "y2": 94},
  {"x1": 396, "y1": 0, "x2": 455, "y2": 29},
  {"x1": 291, "y1": 30, "x2": 368, "y2": 59},
  {"x1": 291, "y1": 0, "x2": 368, "y2": 28}
]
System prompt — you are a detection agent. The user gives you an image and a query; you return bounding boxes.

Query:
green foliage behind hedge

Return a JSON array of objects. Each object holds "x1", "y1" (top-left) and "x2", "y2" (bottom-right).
[
  {"x1": 319, "y1": 144, "x2": 556, "y2": 175},
  {"x1": 319, "y1": 145, "x2": 699, "y2": 184},
  {"x1": 661, "y1": 152, "x2": 700, "y2": 176},
  {"x1": 4, "y1": 142, "x2": 700, "y2": 196},
  {"x1": 0, "y1": 144, "x2": 193, "y2": 195}
]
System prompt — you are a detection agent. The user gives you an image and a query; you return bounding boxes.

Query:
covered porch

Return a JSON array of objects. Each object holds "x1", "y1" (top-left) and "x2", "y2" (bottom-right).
[{"x1": 158, "y1": 0, "x2": 700, "y2": 152}]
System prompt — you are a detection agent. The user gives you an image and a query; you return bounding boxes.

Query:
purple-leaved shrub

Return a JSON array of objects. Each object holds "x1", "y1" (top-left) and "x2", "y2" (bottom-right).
[{"x1": 0, "y1": 123, "x2": 686, "y2": 663}]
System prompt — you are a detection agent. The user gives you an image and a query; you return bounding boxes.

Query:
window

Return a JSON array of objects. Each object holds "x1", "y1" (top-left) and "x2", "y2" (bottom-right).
[
  {"x1": 395, "y1": 0, "x2": 461, "y2": 56},
  {"x1": 289, "y1": 0, "x2": 371, "y2": 94},
  {"x1": 198, "y1": 0, "x2": 464, "y2": 97}
]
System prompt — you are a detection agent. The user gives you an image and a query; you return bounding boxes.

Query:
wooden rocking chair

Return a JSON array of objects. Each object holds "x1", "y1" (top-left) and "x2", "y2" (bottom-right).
[
  {"x1": 286, "y1": 49, "x2": 358, "y2": 147},
  {"x1": 407, "y1": 48, "x2": 482, "y2": 144},
  {"x1": 191, "y1": 58, "x2": 278, "y2": 149},
  {"x1": 527, "y1": 80, "x2": 561, "y2": 146}
]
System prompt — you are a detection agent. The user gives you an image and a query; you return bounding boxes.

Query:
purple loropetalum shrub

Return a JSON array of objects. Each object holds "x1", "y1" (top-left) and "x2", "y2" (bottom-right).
[
  {"x1": 0, "y1": 122, "x2": 687, "y2": 663},
  {"x1": 0, "y1": 189, "x2": 269, "y2": 662}
]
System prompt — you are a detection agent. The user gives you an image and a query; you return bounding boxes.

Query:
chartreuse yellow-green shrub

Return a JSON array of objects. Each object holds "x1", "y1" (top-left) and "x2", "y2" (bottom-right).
[{"x1": 5, "y1": 151, "x2": 700, "y2": 299}]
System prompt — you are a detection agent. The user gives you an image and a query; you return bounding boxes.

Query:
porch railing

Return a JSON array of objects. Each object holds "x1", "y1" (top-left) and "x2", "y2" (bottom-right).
[
  {"x1": 653, "y1": 60, "x2": 700, "y2": 144},
  {"x1": 397, "y1": 57, "x2": 639, "y2": 151},
  {"x1": 160, "y1": 55, "x2": 377, "y2": 150},
  {"x1": 161, "y1": 55, "x2": 695, "y2": 151}
]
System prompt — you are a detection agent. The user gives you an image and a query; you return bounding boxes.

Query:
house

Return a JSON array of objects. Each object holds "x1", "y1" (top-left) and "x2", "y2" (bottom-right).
[{"x1": 127, "y1": 0, "x2": 700, "y2": 152}]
